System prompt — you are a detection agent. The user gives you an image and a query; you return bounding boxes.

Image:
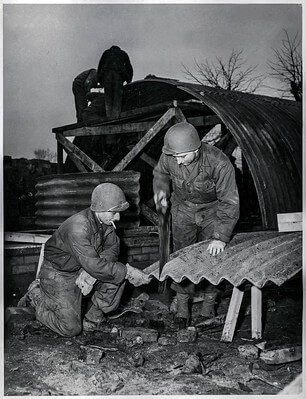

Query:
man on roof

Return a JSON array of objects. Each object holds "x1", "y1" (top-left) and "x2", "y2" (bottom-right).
[
  {"x1": 97, "y1": 45, "x2": 133, "y2": 120},
  {"x1": 153, "y1": 122, "x2": 240, "y2": 329}
]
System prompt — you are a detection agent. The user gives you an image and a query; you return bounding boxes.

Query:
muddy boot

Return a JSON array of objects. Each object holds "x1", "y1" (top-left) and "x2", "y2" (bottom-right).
[
  {"x1": 17, "y1": 279, "x2": 41, "y2": 310},
  {"x1": 83, "y1": 304, "x2": 107, "y2": 332},
  {"x1": 200, "y1": 291, "x2": 219, "y2": 320},
  {"x1": 171, "y1": 293, "x2": 190, "y2": 330}
]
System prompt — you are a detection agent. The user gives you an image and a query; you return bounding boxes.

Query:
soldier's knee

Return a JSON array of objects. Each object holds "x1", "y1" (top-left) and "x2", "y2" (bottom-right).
[{"x1": 58, "y1": 320, "x2": 82, "y2": 337}]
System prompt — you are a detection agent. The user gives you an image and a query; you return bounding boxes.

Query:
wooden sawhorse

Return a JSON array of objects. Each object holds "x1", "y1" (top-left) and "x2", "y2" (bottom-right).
[{"x1": 221, "y1": 285, "x2": 262, "y2": 342}]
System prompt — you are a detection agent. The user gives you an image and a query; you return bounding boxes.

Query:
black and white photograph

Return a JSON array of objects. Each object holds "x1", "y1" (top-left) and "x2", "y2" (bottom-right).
[{"x1": 2, "y1": 1, "x2": 303, "y2": 396}]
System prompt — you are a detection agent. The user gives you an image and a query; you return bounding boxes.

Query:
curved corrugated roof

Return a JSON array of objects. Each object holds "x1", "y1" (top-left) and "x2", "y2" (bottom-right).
[
  {"x1": 123, "y1": 79, "x2": 302, "y2": 229},
  {"x1": 144, "y1": 231, "x2": 302, "y2": 288}
]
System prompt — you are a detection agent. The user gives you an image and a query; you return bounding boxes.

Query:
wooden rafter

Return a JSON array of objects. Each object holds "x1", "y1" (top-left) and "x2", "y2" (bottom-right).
[
  {"x1": 56, "y1": 133, "x2": 104, "y2": 172},
  {"x1": 61, "y1": 122, "x2": 155, "y2": 138},
  {"x1": 112, "y1": 107, "x2": 177, "y2": 172}
]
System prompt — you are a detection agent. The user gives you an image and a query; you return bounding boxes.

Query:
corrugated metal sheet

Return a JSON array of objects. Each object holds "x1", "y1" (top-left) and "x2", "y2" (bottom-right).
[
  {"x1": 144, "y1": 231, "x2": 302, "y2": 288},
  {"x1": 123, "y1": 79, "x2": 302, "y2": 229},
  {"x1": 35, "y1": 171, "x2": 140, "y2": 229}
]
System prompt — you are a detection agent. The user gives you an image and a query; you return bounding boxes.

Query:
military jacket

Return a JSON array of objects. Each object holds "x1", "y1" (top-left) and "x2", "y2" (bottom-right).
[
  {"x1": 153, "y1": 143, "x2": 240, "y2": 242},
  {"x1": 44, "y1": 208, "x2": 126, "y2": 285}
]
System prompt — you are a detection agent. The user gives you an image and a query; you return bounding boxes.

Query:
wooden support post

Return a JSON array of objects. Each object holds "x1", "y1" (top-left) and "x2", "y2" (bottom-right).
[
  {"x1": 221, "y1": 286, "x2": 244, "y2": 342},
  {"x1": 56, "y1": 133, "x2": 105, "y2": 172},
  {"x1": 112, "y1": 107, "x2": 176, "y2": 172},
  {"x1": 57, "y1": 140, "x2": 64, "y2": 174},
  {"x1": 251, "y1": 285, "x2": 262, "y2": 340}
]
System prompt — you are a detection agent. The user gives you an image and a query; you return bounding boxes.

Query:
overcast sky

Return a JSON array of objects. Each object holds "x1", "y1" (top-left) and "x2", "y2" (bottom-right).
[{"x1": 2, "y1": 2, "x2": 302, "y2": 159}]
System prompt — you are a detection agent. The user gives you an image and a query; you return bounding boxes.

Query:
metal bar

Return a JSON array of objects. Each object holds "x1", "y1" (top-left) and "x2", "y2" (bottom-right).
[{"x1": 56, "y1": 133, "x2": 104, "y2": 172}]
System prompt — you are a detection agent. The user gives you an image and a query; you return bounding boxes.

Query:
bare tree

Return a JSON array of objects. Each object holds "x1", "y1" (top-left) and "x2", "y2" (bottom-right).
[
  {"x1": 267, "y1": 30, "x2": 302, "y2": 101},
  {"x1": 34, "y1": 148, "x2": 57, "y2": 162},
  {"x1": 182, "y1": 49, "x2": 264, "y2": 93}
]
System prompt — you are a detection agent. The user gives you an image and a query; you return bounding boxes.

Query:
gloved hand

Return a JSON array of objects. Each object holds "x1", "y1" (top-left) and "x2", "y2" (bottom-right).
[
  {"x1": 125, "y1": 263, "x2": 151, "y2": 287},
  {"x1": 75, "y1": 269, "x2": 97, "y2": 296}
]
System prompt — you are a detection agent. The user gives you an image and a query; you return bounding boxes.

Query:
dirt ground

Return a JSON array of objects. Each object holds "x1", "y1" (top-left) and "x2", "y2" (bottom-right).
[{"x1": 4, "y1": 276, "x2": 303, "y2": 396}]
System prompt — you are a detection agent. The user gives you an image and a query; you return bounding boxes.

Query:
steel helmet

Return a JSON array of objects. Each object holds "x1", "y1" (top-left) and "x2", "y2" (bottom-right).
[
  {"x1": 162, "y1": 122, "x2": 201, "y2": 155},
  {"x1": 90, "y1": 183, "x2": 129, "y2": 212}
]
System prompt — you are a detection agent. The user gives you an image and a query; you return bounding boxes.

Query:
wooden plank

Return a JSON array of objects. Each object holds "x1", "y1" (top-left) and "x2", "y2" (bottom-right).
[
  {"x1": 221, "y1": 286, "x2": 244, "y2": 342},
  {"x1": 140, "y1": 203, "x2": 159, "y2": 226},
  {"x1": 66, "y1": 152, "x2": 87, "y2": 172},
  {"x1": 277, "y1": 212, "x2": 302, "y2": 232},
  {"x1": 61, "y1": 122, "x2": 155, "y2": 137},
  {"x1": 5, "y1": 232, "x2": 51, "y2": 244},
  {"x1": 126, "y1": 146, "x2": 157, "y2": 168},
  {"x1": 251, "y1": 286, "x2": 262, "y2": 340},
  {"x1": 56, "y1": 133, "x2": 105, "y2": 172},
  {"x1": 259, "y1": 346, "x2": 302, "y2": 364},
  {"x1": 112, "y1": 107, "x2": 176, "y2": 172}
]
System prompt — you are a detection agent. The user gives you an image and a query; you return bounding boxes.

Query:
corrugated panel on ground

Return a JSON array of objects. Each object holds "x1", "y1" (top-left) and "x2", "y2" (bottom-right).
[
  {"x1": 123, "y1": 79, "x2": 302, "y2": 229},
  {"x1": 35, "y1": 171, "x2": 140, "y2": 229},
  {"x1": 145, "y1": 231, "x2": 302, "y2": 288}
]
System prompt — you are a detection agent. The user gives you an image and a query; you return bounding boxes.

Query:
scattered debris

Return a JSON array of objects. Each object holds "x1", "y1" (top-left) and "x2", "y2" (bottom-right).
[
  {"x1": 181, "y1": 353, "x2": 202, "y2": 374},
  {"x1": 127, "y1": 352, "x2": 145, "y2": 367},
  {"x1": 79, "y1": 345, "x2": 105, "y2": 365},
  {"x1": 158, "y1": 335, "x2": 177, "y2": 346},
  {"x1": 121, "y1": 327, "x2": 159, "y2": 343},
  {"x1": 237, "y1": 344, "x2": 259, "y2": 359},
  {"x1": 259, "y1": 346, "x2": 302, "y2": 365},
  {"x1": 177, "y1": 327, "x2": 198, "y2": 343}
]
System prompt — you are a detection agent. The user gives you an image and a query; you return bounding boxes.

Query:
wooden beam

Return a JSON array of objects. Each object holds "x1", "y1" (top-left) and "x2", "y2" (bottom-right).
[
  {"x1": 52, "y1": 101, "x2": 176, "y2": 133},
  {"x1": 221, "y1": 286, "x2": 244, "y2": 342},
  {"x1": 126, "y1": 145, "x2": 157, "y2": 168},
  {"x1": 112, "y1": 107, "x2": 176, "y2": 172},
  {"x1": 65, "y1": 152, "x2": 88, "y2": 172},
  {"x1": 56, "y1": 133, "x2": 105, "y2": 172},
  {"x1": 251, "y1": 286, "x2": 262, "y2": 340},
  {"x1": 5, "y1": 232, "x2": 51, "y2": 244},
  {"x1": 60, "y1": 122, "x2": 155, "y2": 138},
  {"x1": 140, "y1": 203, "x2": 158, "y2": 226}
]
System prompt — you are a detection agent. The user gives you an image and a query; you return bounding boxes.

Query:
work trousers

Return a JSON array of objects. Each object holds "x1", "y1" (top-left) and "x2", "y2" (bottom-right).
[
  {"x1": 170, "y1": 201, "x2": 220, "y2": 296},
  {"x1": 103, "y1": 70, "x2": 124, "y2": 119},
  {"x1": 36, "y1": 259, "x2": 125, "y2": 337}
]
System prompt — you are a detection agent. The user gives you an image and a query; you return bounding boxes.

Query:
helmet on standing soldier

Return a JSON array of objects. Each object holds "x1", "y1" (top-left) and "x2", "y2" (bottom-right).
[
  {"x1": 162, "y1": 122, "x2": 201, "y2": 155},
  {"x1": 90, "y1": 183, "x2": 129, "y2": 212}
]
